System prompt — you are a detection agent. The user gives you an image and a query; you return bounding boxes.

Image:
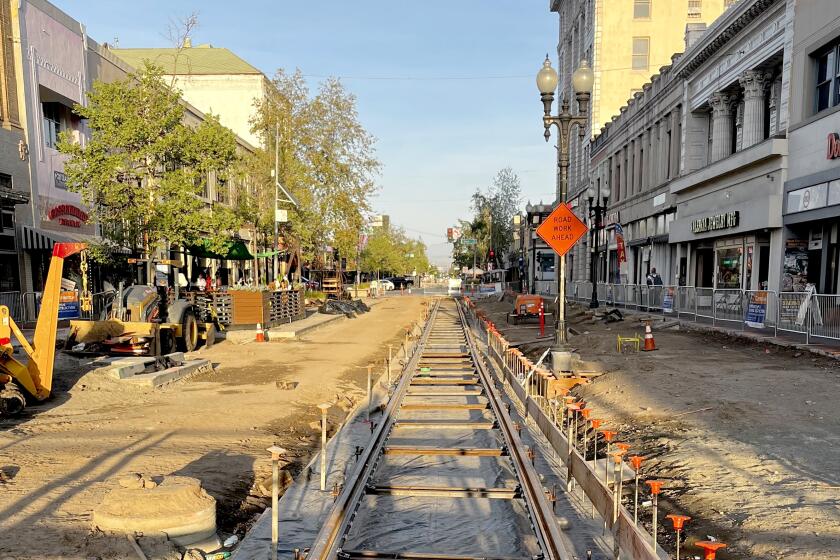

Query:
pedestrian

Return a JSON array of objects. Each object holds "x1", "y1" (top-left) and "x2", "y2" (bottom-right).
[
  {"x1": 646, "y1": 268, "x2": 663, "y2": 286},
  {"x1": 197, "y1": 273, "x2": 207, "y2": 292}
]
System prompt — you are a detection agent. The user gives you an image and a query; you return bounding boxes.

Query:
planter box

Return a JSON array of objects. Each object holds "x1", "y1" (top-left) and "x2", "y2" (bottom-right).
[{"x1": 230, "y1": 291, "x2": 270, "y2": 325}]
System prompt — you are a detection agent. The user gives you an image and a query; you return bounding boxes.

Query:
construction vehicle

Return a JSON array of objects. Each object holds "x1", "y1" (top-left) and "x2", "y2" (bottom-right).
[
  {"x1": 506, "y1": 294, "x2": 550, "y2": 325},
  {"x1": 0, "y1": 242, "x2": 84, "y2": 416},
  {"x1": 64, "y1": 254, "x2": 216, "y2": 356}
]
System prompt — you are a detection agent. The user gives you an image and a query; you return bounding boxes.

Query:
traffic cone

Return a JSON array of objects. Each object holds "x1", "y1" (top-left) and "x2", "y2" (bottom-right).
[
  {"x1": 255, "y1": 322, "x2": 266, "y2": 343},
  {"x1": 642, "y1": 322, "x2": 657, "y2": 351}
]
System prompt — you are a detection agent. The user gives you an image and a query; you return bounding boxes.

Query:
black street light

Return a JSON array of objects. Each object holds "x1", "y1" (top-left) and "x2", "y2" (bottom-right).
[
  {"x1": 536, "y1": 55, "x2": 593, "y2": 372},
  {"x1": 586, "y1": 181, "x2": 611, "y2": 309}
]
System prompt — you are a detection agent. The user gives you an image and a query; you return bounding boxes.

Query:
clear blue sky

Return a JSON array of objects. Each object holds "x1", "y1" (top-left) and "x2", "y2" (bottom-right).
[{"x1": 55, "y1": 0, "x2": 560, "y2": 266}]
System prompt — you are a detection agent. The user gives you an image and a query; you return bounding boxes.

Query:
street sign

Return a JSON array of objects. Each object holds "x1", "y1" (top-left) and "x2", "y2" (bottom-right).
[
  {"x1": 535, "y1": 203, "x2": 588, "y2": 257},
  {"x1": 462, "y1": 238, "x2": 477, "y2": 246}
]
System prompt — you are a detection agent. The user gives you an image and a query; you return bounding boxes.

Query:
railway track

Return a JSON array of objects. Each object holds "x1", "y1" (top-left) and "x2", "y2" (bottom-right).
[{"x1": 308, "y1": 298, "x2": 572, "y2": 560}]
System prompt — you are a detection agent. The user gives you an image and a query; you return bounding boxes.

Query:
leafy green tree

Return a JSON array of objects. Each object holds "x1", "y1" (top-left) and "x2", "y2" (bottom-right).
[
  {"x1": 470, "y1": 167, "x2": 522, "y2": 269},
  {"x1": 249, "y1": 70, "x2": 379, "y2": 266},
  {"x1": 59, "y1": 62, "x2": 241, "y2": 259}
]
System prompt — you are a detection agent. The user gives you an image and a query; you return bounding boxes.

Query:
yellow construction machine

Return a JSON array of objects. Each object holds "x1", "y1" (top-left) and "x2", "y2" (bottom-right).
[{"x1": 0, "y1": 242, "x2": 85, "y2": 416}]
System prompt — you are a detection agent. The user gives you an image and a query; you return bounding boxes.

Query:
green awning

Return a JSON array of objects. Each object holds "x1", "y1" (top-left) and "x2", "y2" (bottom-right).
[{"x1": 188, "y1": 239, "x2": 254, "y2": 261}]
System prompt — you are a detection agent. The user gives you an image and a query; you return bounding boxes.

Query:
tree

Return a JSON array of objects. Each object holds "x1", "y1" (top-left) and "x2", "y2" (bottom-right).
[
  {"x1": 248, "y1": 70, "x2": 379, "y2": 267},
  {"x1": 470, "y1": 167, "x2": 522, "y2": 269},
  {"x1": 59, "y1": 62, "x2": 241, "y2": 260},
  {"x1": 451, "y1": 167, "x2": 522, "y2": 271},
  {"x1": 360, "y1": 227, "x2": 431, "y2": 277}
]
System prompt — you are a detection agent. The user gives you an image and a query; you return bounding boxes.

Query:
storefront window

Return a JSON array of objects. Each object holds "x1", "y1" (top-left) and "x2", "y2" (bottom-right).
[{"x1": 716, "y1": 247, "x2": 742, "y2": 289}]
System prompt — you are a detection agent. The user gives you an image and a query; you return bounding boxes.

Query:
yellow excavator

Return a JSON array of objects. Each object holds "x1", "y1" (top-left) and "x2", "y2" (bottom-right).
[{"x1": 0, "y1": 242, "x2": 85, "y2": 416}]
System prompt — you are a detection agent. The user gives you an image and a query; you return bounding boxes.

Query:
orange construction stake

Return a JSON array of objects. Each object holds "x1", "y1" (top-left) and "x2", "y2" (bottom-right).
[
  {"x1": 667, "y1": 515, "x2": 691, "y2": 560},
  {"x1": 629, "y1": 455, "x2": 645, "y2": 525},
  {"x1": 695, "y1": 541, "x2": 726, "y2": 560},
  {"x1": 645, "y1": 480, "x2": 666, "y2": 550}
]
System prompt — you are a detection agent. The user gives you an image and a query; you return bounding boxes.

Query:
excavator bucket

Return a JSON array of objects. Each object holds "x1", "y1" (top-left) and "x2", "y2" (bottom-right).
[{"x1": 23, "y1": 242, "x2": 86, "y2": 399}]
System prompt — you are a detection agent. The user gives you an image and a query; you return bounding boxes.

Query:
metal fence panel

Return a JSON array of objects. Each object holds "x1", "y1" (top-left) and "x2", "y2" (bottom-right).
[
  {"x1": 0, "y1": 291, "x2": 21, "y2": 320},
  {"x1": 809, "y1": 294, "x2": 840, "y2": 341},
  {"x1": 695, "y1": 288, "x2": 714, "y2": 321},
  {"x1": 777, "y1": 292, "x2": 810, "y2": 336},
  {"x1": 713, "y1": 289, "x2": 744, "y2": 326},
  {"x1": 676, "y1": 286, "x2": 695, "y2": 319}
]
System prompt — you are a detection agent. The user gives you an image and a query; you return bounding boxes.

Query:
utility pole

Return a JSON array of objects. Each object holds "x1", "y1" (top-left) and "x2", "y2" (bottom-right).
[{"x1": 273, "y1": 121, "x2": 280, "y2": 284}]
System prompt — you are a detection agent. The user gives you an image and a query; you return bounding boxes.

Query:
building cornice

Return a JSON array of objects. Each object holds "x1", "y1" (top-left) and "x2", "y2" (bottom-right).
[{"x1": 675, "y1": 0, "x2": 781, "y2": 78}]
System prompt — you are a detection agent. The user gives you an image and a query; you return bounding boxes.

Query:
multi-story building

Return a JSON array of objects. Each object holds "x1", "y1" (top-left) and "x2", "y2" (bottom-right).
[
  {"x1": 112, "y1": 44, "x2": 270, "y2": 148},
  {"x1": 668, "y1": 0, "x2": 791, "y2": 292},
  {"x1": 585, "y1": 0, "x2": 792, "y2": 293},
  {"x1": 781, "y1": 0, "x2": 840, "y2": 293},
  {"x1": 0, "y1": 2, "x2": 31, "y2": 291},
  {"x1": 590, "y1": 49, "x2": 685, "y2": 285},
  {"x1": 549, "y1": 0, "x2": 733, "y2": 283},
  {"x1": 6, "y1": 0, "x2": 258, "y2": 294}
]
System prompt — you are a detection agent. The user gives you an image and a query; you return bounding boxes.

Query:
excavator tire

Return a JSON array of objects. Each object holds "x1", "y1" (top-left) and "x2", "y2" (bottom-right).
[
  {"x1": 0, "y1": 382, "x2": 26, "y2": 416},
  {"x1": 178, "y1": 311, "x2": 198, "y2": 353}
]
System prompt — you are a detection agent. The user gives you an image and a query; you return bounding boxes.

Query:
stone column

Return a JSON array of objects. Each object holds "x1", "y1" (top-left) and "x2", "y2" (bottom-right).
[
  {"x1": 641, "y1": 128, "x2": 650, "y2": 191},
  {"x1": 709, "y1": 92, "x2": 735, "y2": 162},
  {"x1": 611, "y1": 154, "x2": 619, "y2": 202},
  {"x1": 739, "y1": 70, "x2": 770, "y2": 149},
  {"x1": 633, "y1": 136, "x2": 642, "y2": 196}
]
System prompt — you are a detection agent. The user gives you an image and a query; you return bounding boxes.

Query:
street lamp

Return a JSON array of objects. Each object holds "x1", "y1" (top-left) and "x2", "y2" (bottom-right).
[
  {"x1": 536, "y1": 56, "x2": 593, "y2": 372},
  {"x1": 587, "y1": 180, "x2": 611, "y2": 308}
]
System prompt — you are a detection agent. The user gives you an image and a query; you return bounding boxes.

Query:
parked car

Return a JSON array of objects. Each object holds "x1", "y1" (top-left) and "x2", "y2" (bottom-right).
[
  {"x1": 380, "y1": 279, "x2": 395, "y2": 291},
  {"x1": 386, "y1": 276, "x2": 413, "y2": 289}
]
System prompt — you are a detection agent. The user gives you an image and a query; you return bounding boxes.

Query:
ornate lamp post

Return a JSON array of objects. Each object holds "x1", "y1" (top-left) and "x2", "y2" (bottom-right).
[
  {"x1": 536, "y1": 56, "x2": 593, "y2": 370},
  {"x1": 587, "y1": 180, "x2": 611, "y2": 308}
]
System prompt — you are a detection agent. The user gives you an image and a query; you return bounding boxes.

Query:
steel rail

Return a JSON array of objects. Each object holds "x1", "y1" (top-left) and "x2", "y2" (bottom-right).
[
  {"x1": 456, "y1": 300, "x2": 573, "y2": 560},
  {"x1": 306, "y1": 299, "x2": 443, "y2": 560}
]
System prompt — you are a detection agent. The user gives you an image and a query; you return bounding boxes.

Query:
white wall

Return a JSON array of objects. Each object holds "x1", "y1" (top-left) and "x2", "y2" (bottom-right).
[{"x1": 169, "y1": 74, "x2": 266, "y2": 147}]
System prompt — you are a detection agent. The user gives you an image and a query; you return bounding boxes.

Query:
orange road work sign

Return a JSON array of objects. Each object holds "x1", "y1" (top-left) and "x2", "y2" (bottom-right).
[{"x1": 535, "y1": 203, "x2": 588, "y2": 257}]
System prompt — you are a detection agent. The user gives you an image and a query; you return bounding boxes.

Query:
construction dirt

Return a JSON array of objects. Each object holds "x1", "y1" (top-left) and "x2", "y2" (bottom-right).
[
  {"x1": 474, "y1": 295, "x2": 840, "y2": 560},
  {"x1": 0, "y1": 296, "x2": 426, "y2": 560}
]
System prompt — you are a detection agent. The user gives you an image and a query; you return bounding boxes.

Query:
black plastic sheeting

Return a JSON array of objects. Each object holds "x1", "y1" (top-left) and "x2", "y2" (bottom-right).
[{"x1": 318, "y1": 299, "x2": 371, "y2": 318}]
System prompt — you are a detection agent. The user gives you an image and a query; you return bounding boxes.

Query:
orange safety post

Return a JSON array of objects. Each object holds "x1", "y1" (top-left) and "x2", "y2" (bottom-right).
[
  {"x1": 645, "y1": 480, "x2": 666, "y2": 550},
  {"x1": 629, "y1": 455, "x2": 645, "y2": 525},
  {"x1": 666, "y1": 514, "x2": 691, "y2": 560},
  {"x1": 695, "y1": 542, "x2": 726, "y2": 560}
]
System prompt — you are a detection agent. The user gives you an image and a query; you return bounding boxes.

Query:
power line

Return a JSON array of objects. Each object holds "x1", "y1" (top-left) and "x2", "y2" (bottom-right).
[{"x1": 303, "y1": 73, "x2": 532, "y2": 82}]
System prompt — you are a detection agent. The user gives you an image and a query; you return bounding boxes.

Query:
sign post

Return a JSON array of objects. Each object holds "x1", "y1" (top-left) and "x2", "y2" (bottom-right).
[{"x1": 535, "y1": 203, "x2": 588, "y2": 370}]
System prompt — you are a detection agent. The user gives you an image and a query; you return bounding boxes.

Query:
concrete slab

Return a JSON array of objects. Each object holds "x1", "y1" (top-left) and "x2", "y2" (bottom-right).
[{"x1": 123, "y1": 359, "x2": 212, "y2": 387}]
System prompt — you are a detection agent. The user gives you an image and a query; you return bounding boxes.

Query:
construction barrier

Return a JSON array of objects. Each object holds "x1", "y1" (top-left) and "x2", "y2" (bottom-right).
[
  {"x1": 460, "y1": 298, "x2": 666, "y2": 560},
  {"x1": 565, "y1": 282, "x2": 840, "y2": 344}
]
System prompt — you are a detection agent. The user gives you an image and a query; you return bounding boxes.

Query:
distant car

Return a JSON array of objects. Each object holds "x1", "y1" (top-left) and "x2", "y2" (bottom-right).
[
  {"x1": 380, "y1": 279, "x2": 395, "y2": 291},
  {"x1": 386, "y1": 276, "x2": 413, "y2": 289}
]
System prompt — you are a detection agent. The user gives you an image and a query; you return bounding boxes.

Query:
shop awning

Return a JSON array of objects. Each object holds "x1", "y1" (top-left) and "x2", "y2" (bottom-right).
[
  {"x1": 188, "y1": 239, "x2": 254, "y2": 261},
  {"x1": 19, "y1": 225, "x2": 126, "y2": 252},
  {"x1": 254, "y1": 249, "x2": 290, "y2": 258}
]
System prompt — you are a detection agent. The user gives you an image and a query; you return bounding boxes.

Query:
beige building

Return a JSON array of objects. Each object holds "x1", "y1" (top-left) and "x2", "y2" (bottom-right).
[
  {"x1": 549, "y1": 0, "x2": 739, "y2": 283},
  {"x1": 113, "y1": 44, "x2": 270, "y2": 147}
]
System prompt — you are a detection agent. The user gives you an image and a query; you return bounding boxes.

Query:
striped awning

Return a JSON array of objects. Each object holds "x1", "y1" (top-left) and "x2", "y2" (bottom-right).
[{"x1": 20, "y1": 225, "x2": 101, "y2": 251}]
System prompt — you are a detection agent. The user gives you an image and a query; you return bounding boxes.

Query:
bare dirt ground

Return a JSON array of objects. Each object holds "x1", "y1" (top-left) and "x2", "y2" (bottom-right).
[
  {"x1": 0, "y1": 296, "x2": 426, "y2": 560},
  {"x1": 474, "y1": 295, "x2": 840, "y2": 560}
]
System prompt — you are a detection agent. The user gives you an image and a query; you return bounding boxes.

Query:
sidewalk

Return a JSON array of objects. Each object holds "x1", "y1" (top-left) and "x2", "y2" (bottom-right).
[
  {"x1": 224, "y1": 298, "x2": 384, "y2": 343},
  {"x1": 588, "y1": 303, "x2": 840, "y2": 360}
]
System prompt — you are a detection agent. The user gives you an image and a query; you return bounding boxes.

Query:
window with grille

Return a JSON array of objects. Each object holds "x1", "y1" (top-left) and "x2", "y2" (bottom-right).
[
  {"x1": 634, "y1": 0, "x2": 651, "y2": 18},
  {"x1": 814, "y1": 40, "x2": 840, "y2": 113},
  {"x1": 632, "y1": 37, "x2": 650, "y2": 70},
  {"x1": 688, "y1": 0, "x2": 702, "y2": 19}
]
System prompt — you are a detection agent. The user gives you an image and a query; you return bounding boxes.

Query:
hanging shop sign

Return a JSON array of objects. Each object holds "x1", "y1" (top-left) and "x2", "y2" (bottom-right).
[
  {"x1": 47, "y1": 204, "x2": 88, "y2": 228},
  {"x1": 690, "y1": 211, "x2": 739, "y2": 234}
]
